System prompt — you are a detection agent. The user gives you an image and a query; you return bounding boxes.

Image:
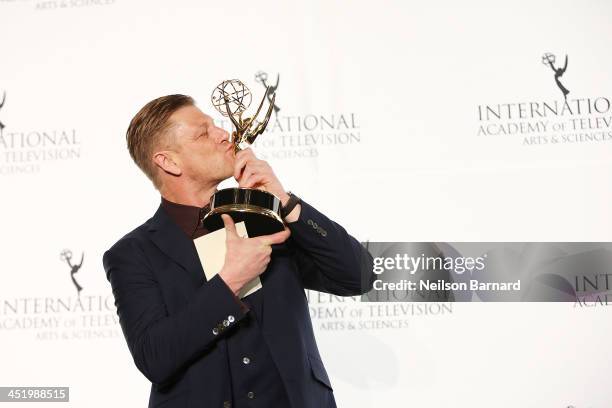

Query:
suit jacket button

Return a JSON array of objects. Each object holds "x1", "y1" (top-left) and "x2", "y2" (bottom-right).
[
  {"x1": 247, "y1": 391, "x2": 255, "y2": 399},
  {"x1": 223, "y1": 401, "x2": 231, "y2": 408},
  {"x1": 222, "y1": 319, "x2": 230, "y2": 327},
  {"x1": 212, "y1": 327, "x2": 219, "y2": 336},
  {"x1": 228, "y1": 315, "x2": 235, "y2": 323}
]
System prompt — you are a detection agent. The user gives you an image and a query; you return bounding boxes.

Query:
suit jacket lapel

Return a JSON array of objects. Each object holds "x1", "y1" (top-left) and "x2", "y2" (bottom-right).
[{"x1": 147, "y1": 204, "x2": 205, "y2": 284}]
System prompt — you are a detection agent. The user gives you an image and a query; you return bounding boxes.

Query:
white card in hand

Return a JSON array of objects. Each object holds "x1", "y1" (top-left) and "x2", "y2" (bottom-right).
[{"x1": 193, "y1": 221, "x2": 262, "y2": 299}]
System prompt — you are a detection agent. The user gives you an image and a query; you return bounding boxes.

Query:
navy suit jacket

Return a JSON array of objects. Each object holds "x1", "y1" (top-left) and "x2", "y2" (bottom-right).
[{"x1": 103, "y1": 200, "x2": 374, "y2": 408}]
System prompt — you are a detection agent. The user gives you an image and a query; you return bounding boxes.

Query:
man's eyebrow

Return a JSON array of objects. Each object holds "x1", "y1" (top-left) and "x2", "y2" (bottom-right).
[
  {"x1": 199, "y1": 118, "x2": 213, "y2": 128},
  {"x1": 194, "y1": 121, "x2": 211, "y2": 138}
]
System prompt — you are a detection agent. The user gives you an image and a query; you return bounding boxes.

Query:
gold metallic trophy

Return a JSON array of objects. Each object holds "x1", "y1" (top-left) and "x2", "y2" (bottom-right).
[
  {"x1": 201, "y1": 79, "x2": 283, "y2": 236},
  {"x1": 211, "y1": 79, "x2": 276, "y2": 151}
]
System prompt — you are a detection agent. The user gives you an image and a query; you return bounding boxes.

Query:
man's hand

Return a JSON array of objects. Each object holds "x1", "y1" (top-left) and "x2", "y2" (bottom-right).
[
  {"x1": 234, "y1": 148, "x2": 289, "y2": 204},
  {"x1": 218, "y1": 214, "x2": 291, "y2": 296},
  {"x1": 233, "y1": 148, "x2": 301, "y2": 222}
]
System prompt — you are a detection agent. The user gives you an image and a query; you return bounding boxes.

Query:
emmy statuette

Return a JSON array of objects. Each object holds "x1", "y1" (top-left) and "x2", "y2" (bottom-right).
[{"x1": 201, "y1": 79, "x2": 284, "y2": 237}]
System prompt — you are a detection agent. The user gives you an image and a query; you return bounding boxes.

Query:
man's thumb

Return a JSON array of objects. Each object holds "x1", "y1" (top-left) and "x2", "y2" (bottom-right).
[{"x1": 221, "y1": 214, "x2": 237, "y2": 238}]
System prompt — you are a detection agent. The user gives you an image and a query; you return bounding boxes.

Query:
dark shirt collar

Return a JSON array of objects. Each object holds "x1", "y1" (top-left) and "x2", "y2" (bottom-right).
[{"x1": 161, "y1": 197, "x2": 210, "y2": 238}]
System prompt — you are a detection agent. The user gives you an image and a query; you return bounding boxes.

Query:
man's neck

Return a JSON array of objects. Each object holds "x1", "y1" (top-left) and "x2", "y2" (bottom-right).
[{"x1": 160, "y1": 181, "x2": 218, "y2": 208}]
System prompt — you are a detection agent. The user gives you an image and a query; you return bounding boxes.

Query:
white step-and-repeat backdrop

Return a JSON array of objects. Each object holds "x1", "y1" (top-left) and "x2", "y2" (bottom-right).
[{"x1": 1, "y1": 0, "x2": 611, "y2": 407}]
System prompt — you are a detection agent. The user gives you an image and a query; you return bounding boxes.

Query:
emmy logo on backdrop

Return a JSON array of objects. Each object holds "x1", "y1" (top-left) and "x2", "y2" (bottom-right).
[
  {"x1": 0, "y1": 91, "x2": 6, "y2": 137},
  {"x1": 60, "y1": 249, "x2": 84, "y2": 296},
  {"x1": 542, "y1": 53, "x2": 570, "y2": 99},
  {"x1": 255, "y1": 71, "x2": 280, "y2": 114}
]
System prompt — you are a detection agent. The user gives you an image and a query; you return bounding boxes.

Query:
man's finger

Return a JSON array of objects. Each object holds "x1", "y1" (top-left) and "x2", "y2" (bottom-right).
[
  {"x1": 237, "y1": 164, "x2": 254, "y2": 187},
  {"x1": 233, "y1": 156, "x2": 247, "y2": 180},
  {"x1": 233, "y1": 149, "x2": 256, "y2": 179},
  {"x1": 221, "y1": 214, "x2": 238, "y2": 238},
  {"x1": 236, "y1": 148, "x2": 255, "y2": 160},
  {"x1": 240, "y1": 174, "x2": 266, "y2": 189},
  {"x1": 259, "y1": 228, "x2": 291, "y2": 245}
]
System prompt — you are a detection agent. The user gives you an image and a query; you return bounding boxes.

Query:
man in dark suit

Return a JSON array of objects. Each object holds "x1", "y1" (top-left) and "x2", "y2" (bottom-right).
[{"x1": 103, "y1": 94, "x2": 374, "y2": 408}]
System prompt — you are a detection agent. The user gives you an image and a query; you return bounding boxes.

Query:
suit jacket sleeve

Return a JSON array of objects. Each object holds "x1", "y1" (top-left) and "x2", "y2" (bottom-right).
[
  {"x1": 287, "y1": 200, "x2": 375, "y2": 296},
  {"x1": 103, "y1": 238, "x2": 248, "y2": 388}
]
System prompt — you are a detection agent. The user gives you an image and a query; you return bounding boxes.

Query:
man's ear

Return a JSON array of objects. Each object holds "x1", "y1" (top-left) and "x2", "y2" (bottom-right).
[{"x1": 152, "y1": 151, "x2": 182, "y2": 177}]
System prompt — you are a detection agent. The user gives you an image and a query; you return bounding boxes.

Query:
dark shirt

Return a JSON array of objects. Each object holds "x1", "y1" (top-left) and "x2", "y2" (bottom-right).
[
  {"x1": 161, "y1": 197, "x2": 290, "y2": 407},
  {"x1": 161, "y1": 197, "x2": 210, "y2": 240}
]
